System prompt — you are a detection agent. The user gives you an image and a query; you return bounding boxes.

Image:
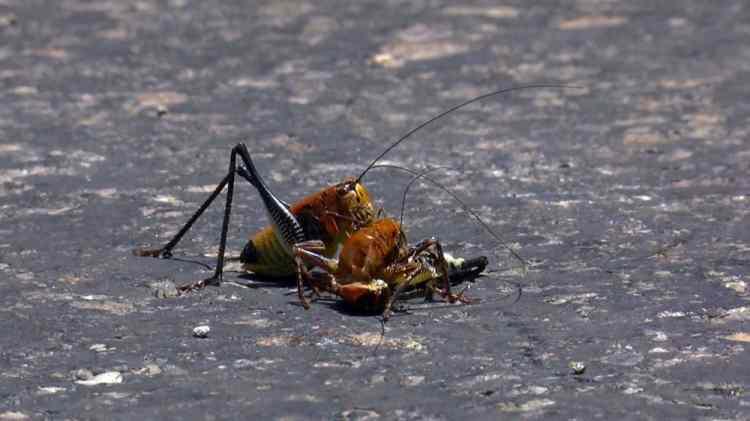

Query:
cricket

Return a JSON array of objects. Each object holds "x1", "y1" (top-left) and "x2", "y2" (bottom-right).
[
  {"x1": 295, "y1": 166, "x2": 490, "y2": 319},
  {"x1": 134, "y1": 84, "x2": 576, "y2": 314}
]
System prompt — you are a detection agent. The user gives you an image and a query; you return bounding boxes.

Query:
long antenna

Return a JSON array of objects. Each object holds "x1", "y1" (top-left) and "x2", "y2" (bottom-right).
[
  {"x1": 367, "y1": 164, "x2": 527, "y2": 272},
  {"x1": 399, "y1": 166, "x2": 455, "y2": 229},
  {"x1": 356, "y1": 84, "x2": 582, "y2": 182}
]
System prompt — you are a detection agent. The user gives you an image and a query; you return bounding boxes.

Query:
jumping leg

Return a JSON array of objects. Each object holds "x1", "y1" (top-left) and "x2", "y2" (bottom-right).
[{"x1": 177, "y1": 146, "x2": 241, "y2": 293}]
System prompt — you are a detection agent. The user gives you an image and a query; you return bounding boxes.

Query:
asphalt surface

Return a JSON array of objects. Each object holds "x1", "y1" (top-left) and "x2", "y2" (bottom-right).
[{"x1": 1, "y1": 1, "x2": 749, "y2": 420}]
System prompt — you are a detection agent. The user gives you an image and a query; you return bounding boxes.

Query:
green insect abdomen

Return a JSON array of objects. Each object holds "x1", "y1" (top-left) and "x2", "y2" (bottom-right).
[
  {"x1": 240, "y1": 226, "x2": 296, "y2": 277},
  {"x1": 240, "y1": 224, "x2": 350, "y2": 278}
]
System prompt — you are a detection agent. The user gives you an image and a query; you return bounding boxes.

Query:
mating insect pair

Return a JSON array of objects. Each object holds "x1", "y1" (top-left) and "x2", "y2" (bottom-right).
[
  {"x1": 135, "y1": 85, "x2": 573, "y2": 316},
  {"x1": 135, "y1": 143, "x2": 484, "y2": 318}
]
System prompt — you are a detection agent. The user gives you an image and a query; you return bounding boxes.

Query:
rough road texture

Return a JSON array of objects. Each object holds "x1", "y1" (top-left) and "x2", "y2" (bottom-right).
[{"x1": 1, "y1": 1, "x2": 749, "y2": 419}]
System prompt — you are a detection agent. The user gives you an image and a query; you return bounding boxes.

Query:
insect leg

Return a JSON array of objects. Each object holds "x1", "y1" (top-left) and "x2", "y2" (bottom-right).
[
  {"x1": 293, "y1": 241, "x2": 336, "y2": 270},
  {"x1": 322, "y1": 210, "x2": 370, "y2": 231},
  {"x1": 176, "y1": 145, "x2": 243, "y2": 293},
  {"x1": 136, "y1": 142, "x2": 277, "y2": 269},
  {"x1": 407, "y1": 238, "x2": 453, "y2": 298},
  {"x1": 133, "y1": 173, "x2": 231, "y2": 259},
  {"x1": 235, "y1": 144, "x2": 336, "y2": 310},
  {"x1": 293, "y1": 240, "x2": 335, "y2": 308},
  {"x1": 382, "y1": 264, "x2": 423, "y2": 321},
  {"x1": 303, "y1": 270, "x2": 338, "y2": 297},
  {"x1": 235, "y1": 146, "x2": 320, "y2": 305},
  {"x1": 297, "y1": 270, "x2": 390, "y2": 314},
  {"x1": 233, "y1": 144, "x2": 306, "y2": 248},
  {"x1": 410, "y1": 238, "x2": 478, "y2": 305}
]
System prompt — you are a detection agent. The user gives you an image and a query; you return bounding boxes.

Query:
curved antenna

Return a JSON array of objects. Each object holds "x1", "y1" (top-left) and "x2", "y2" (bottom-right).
[
  {"x1": 368, "y1": 163, "x2": 426, "y2": 174},
  {"x1": 356, "y1": 83, "x2": 583, "y2": 182},
  {"x1": 399, "y1": 165, "x2": 455, "y2": 229},
  {"x1": 368, "y1": 164, "x2": 527, "y2": 272}
]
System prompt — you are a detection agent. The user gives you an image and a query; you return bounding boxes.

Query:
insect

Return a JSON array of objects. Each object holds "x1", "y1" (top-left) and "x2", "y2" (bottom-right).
[
  {"x1": 295, "y1": 167, "x2": 490, "y2": 318},
  {"x1": 215, "y1": 161, "x2": 490, "y2": 315},
  {"x1": 135, "y1": 84, "x2": 576, "y2": 295},
  {"x1": 296, "y1": 218, "x2": 465, "y2": 318}
]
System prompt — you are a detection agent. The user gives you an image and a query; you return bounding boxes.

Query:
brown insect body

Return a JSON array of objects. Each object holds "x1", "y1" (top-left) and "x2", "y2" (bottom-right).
[
  {"x1": 240, "y1": 177, "x2": 376, "y2": 277},
  {"x1": 335, "y1": 218, "x2": 406, "y2": 283},
  {"x1": 296, "y1": 217, "x2": 464, "y2": 317}
]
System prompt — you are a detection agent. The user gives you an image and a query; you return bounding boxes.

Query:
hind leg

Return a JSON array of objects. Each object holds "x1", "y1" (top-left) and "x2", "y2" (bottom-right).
[
  {"x1": 135, "y1": 143, "x2": 285, "y2": 294},
  {"x1": 136, "y1": 145, "x2": 241, "y2": 293}
]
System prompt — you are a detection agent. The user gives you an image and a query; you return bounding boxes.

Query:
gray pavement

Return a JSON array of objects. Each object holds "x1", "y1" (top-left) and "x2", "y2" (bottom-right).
[{"x1": 1, "y1": 1, "x2": 749, "y2": 419}]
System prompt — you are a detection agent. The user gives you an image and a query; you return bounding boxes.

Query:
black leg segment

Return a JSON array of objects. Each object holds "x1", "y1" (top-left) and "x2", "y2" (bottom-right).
[{"x1": 134, "y1": 143, "x2": 267, "y2": 294}]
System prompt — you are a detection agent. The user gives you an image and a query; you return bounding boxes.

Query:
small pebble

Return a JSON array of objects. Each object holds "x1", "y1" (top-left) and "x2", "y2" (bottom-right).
[
  {"x1": 75, "y1": 371, "x2": 123, "y2": 386},
  {"x1": 340, "y1": 409, "x2": 380, "y2": 420},
  {"x1": 233, "y1": 359, "x2": 253, "y2": 369},
  {"x1": 193, "y1": 325, "x2": 210, "y2": 338},
  {"x1": 569, "y1": 361, "x2": 586, "y2": 375},
  {"x1": 369, "y1": 373, "x2": 386, "y2": 385},
  {"x1": 133, "y1": 363, "x2": 162, "y2": 376},
  {"x1": 400, "y1": 375, "x2": 425, "y2": 387},
  {"x1": 74, "y1": 368, "x2": 94, "y2": 380},
  {"x1": 0, "y1": 411, "x2": 30, "y2": 420},
  {"x1": 37, "y1": 386, "x2": 66, "y2": 395}
]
